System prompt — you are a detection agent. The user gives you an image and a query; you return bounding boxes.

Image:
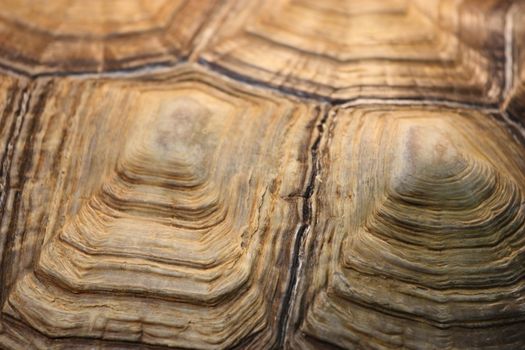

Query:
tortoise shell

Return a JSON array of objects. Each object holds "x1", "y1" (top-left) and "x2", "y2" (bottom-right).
[{"x1": 0, "y1": 0, "x2": 525, "y2": 349}]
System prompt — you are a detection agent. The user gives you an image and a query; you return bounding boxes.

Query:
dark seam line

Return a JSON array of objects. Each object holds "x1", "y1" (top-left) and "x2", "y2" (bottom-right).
[{"x1": 275, "y1": 106, "x2": 329, "y2": 348}]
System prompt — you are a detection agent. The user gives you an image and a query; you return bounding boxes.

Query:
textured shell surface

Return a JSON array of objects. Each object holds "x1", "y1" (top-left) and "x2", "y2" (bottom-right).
[{"x1": 0, "y1": 1, "x2": 525, "y2": 349}]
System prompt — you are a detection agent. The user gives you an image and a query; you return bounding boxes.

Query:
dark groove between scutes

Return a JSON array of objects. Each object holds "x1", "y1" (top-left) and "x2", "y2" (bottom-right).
[{"x1": 274, "y1": 107, "x2": 329, "y2": 349}]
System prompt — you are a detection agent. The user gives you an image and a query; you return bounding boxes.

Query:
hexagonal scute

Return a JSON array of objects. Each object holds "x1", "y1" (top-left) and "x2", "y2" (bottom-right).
[
  {"x1": 0, "y1": 0, "x2": 225, "y2": 75},
  {"x1": 200, "y1": 0, "x2": 509, "y2": 103},
  {"x1": 286, "y1": 105, "x2": 525, "y2": 349},
  {"x1": 0, "y1": 66, "x2": 323, "y2": 349}
]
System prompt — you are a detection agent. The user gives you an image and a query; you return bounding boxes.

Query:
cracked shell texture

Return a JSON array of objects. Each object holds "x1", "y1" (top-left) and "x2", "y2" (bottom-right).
[
  {"x1": 287, "y1": 106, "x2": 525, "y2": 349},
  {"x1": 0, "y1": 66, "x2": 321, "y2": 349}
]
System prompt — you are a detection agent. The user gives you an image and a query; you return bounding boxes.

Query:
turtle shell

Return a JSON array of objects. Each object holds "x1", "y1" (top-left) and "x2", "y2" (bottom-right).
[{"x1": 0, "y1": 1, "x2": 524, "y2": 349}]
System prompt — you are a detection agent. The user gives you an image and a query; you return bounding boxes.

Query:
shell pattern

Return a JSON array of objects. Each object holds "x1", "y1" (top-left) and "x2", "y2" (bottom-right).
[{"x1": 0, "y1": 0, "x2": 525, "y2": 349}]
